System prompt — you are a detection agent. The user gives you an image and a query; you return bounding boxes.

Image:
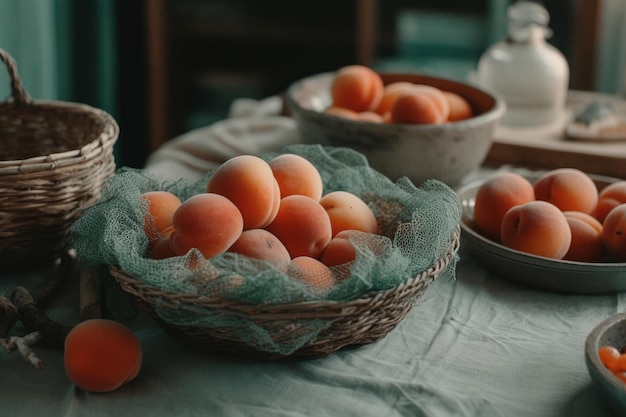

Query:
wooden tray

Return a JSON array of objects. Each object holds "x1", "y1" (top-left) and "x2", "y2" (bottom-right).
[{"x1": 484, "y1": 90, "x2": 626, "y2": 179}]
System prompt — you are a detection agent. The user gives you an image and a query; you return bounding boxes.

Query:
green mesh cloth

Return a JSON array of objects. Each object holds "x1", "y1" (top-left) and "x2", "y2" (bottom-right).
[{"x1": 71, "y1": 144, "x2": 461, "y2": 354}]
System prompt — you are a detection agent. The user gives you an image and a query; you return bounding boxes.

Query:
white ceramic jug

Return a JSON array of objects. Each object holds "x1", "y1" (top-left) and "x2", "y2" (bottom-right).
[{"x1": 476, "y1": 1, "x2": 569, "y2": 127}]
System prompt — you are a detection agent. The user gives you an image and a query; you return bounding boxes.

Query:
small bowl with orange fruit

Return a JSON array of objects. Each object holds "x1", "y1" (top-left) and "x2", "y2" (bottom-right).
[
  {"x1": 285, "y1": 65, "x2": 506, "y2": 187},
  {"x1": 457, "y1": 167, "x2": 626, "y2": 294},
  {"x1": 585, "y1": 312, "x2": 626, "y2": 414}
]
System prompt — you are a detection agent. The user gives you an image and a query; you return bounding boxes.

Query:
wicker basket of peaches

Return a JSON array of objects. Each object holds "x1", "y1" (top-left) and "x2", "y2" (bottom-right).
[{"x1": 72, "y1": 144, "x2": 461, "y2": 359}]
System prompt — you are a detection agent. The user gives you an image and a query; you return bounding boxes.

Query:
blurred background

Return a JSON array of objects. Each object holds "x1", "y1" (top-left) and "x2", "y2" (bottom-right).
[{"x1": 0, "y1": 0, "x2": 624, "y2": 168}]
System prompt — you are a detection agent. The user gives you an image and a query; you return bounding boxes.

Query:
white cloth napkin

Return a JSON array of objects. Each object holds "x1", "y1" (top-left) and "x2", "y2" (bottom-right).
[{"x1": 144, "y1": 96, "x2": 300, "y2": 182}]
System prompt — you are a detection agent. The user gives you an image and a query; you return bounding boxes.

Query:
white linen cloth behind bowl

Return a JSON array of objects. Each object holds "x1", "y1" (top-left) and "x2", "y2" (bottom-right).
[{"x1": 144, "y1": 96, "x2": 301, "y2": 182}]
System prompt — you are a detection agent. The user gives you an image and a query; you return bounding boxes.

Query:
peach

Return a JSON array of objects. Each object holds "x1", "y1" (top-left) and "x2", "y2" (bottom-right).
[
  {"x1": 501, "y1": 200, "x2": 572, "y2": 259},
  {"x1": 601, "y1": 203, "x2": 626, "y2": 261},
  {"x1": 534, "y1": 168, "x2": 598, "y2": 214},
  {"x1": 170, "y1": 193, "x2": 244, "y2": 258},
  {"x1": 268, "y1": 153, "x2": 323, "y2": 201},
  {"x1": 319, "y1": 229, "x2": 359, "y2": 267},
  {"x1": 599, "y1": 345, "x2": 622, "y2": 372},
  {"x1": 141, "y1": 191, "x2": 182, "y2": 246},
  {"x1": 443, "y1": 91, "x2": 473, "y2": 122},
  {"x1": 324, "y1": 107, "x2": 384, "y2": 123},
  {"x1": 324, "y1": 106, "x2": 360, "y2": 120},
  {"x1": 375, "y1": 81, "x2": 416, "y2": 116},
  {"x1": 595, "y1": 181, "x2": 626, "y2": 223},
  {"x1": 265, "y1": 195, "x2": 332, "y2": 259},
  {"x1": 227, "y1": 228, "x2": 291, "y2": 267},
  {"x1": 319, "y1": 191, "x2": 379, "y2": 237},
  {"x1": 285, "y1": 256, "x2": 335, "y2": 292},
  {"x1": 64, "y1": 319, "x2": 142, "y2": 393},
  {"x1": 473, "y1": 172, "x2": 536, "y2": 243},
  {"x1": 409, "y1": 85, "x2": 450, "y2": 121},
  {"x1": 150, "y1": 226, "x2": 177, "y2": 259},
  {"x1": 563, "y1": 211, "x2": 606, "y2": 262},
  {"x1": 358, "y1": 111, "x2": 384, "y2": 123},
  {"x1": 330, "y1": 65, "x2": 384, "y2": 112},
  {"x1": 206, "y1": 155, "x2": 280, "y2": 229},
  {"x1": 388, "y1": 90, "x2": 447, "y2": 125}
]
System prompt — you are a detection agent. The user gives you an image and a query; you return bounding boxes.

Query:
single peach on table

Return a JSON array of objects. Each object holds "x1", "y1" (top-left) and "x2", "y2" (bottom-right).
[
  {"x1": 227, "y1": 228, "x2": 291, "y2": 267},
  {"x1": 594, "y1": 181, "x2": 626, "y2": 223},
  {"x1": 601, "y1": 203, "x2": 626, "y2": 261},
  {"x1": 319, "y1": 191, "x2": 379, "y2": 237},
  {"x1": 562, "y1": 211, "x2": 606, "y2": 262},
  {"x1": 141, "y1": 191, "x2": 182, "y2": 246},
  {"x1": 268, "y1": 153, "x2": 323, "y2": 201},
  {"x1": 533, "y1": 168, "x2": 598, "y2": 214},
  {"x1": 265, "y1": 194, "x2": 332, "y2": 259},
  {"x1": 473, "y1": 172, "x2": 536, "y2": 243},
  {"x1": 330, "y1": 65, "x2": 384, "y2": 112},
  {"x1": 206, "y1": 154, "x2": 280, "y2": 229},
  {"x1": 64, "y1": 319, "x2": 142, "y2": 393},
  {"x1": 285, "y1": 256, "x2": 335, "y2": 292},
  {"x1": 443, "y1": 91, "x2": 473, "y2": 122},
  {"x1": 501, "y1": 200, "x2": 572, "y2": 259},
  {"x1": 170, "y1": 193, "x2": 244, "y2": 258}
]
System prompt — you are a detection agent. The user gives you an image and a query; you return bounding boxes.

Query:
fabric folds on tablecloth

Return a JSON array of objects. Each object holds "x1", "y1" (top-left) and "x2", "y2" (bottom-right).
[
  {"x1": 144, "y1": 96, "x2": 300, "y2": 182},
  {"x1": 3, "y1": 250, "x2": 622, "y2": 417}
]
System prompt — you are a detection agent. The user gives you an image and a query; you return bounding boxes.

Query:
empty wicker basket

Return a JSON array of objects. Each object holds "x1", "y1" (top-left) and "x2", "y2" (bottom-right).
[{"x1": 0, "y1": 49, "x2": 118, "y2": 265}]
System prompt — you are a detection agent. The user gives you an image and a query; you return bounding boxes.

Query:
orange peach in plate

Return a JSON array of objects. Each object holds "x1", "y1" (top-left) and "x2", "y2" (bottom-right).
[
  {"x1": 534, "y1": 168, "x2": 598, "y2": 214},
  {"x1": 473, "y1": 172, "x2": 535, "y2": 243},
  {"x1": 501, "y1": 200, "x2": 572, "y2": 260}
]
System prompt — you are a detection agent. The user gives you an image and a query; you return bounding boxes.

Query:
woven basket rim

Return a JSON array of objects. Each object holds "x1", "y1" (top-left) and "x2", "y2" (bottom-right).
[
  {"x1": 110, "y1": 225, "x2": 460, "y2": 317},
  {"x1": 0, "y1": 48, "x2": 119, "y2": 171},
  {"x1": 0, "y1": 99, "x2": 119, "y2": 171}
]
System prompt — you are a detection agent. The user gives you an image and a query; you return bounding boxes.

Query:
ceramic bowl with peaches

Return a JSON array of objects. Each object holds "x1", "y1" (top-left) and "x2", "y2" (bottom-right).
[
  {"x1": 285, "y1": 65, "x2": 506, "y2": 187},
  {"x1": 457, "y1": 167, "x2": 626, "y2": 294}
]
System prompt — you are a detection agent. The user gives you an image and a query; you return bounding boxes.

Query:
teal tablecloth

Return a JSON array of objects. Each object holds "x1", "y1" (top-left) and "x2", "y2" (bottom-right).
[
  {"x1": 2, "y1": 94, "x2": 624, "y2": 415},
  {"x1": 1, "y1": 243, "x2": 622, "y2": 417}
]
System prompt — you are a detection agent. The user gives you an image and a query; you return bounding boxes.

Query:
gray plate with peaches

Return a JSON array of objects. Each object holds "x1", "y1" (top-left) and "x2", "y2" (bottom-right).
[{"x1": 456, "y1": 171, "x2": 626, "y2": 294}]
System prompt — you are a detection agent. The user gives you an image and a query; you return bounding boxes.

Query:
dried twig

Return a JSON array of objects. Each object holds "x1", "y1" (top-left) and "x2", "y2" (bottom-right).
[
  {"x1": 0, "y1": 296, "x2": 18, "y2": 337},
  {"x1": 2, "y1": 331, "x2": 44, "y2": 368},
  {"x1": 0, "y1": 250, "x2": 102, "y2": 369},
  {"x1": 7, "y1": 286, "x2": 73, "y2": 349}
]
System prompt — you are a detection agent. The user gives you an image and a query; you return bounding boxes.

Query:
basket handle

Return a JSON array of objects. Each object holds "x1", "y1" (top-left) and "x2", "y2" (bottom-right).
[{"x1": 0, "y1": 48, "x2": 32, "y2": 105}]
